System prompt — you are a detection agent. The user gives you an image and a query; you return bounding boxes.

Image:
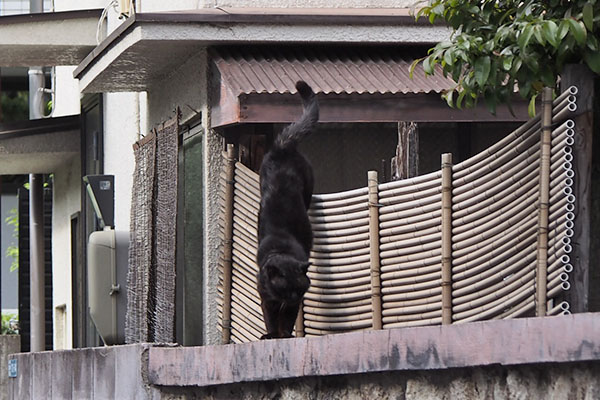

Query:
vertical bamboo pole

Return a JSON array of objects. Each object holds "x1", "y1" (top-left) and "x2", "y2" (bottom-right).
[
  {"x1": 221, "y1": 144, "x2": 236, "y2": 344},
  {"x1": 295, "y1": 303, "x2": 305, "y2": 338},
  {"x1": 536, "y1": 87, "x2": 553, "y2": 317},
  {"x1": 441, "y1": 153, "x2": 453, "y2": 325},
  {"x1": 368, "y1": 170, "x2": 382, "y2": 330}
]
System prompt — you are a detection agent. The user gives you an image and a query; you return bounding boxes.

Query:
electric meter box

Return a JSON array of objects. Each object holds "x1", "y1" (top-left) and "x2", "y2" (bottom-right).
[{"x1": 87, "y1": 229, "x2": 129, "y2": 345}]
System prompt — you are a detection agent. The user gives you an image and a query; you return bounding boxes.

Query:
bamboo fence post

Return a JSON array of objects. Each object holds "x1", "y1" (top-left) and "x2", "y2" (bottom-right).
[
  {"x1": 295, "y1": 305, "x2": 305, "y2": 337},
  {"x1": 536, "y1": 87, "x2": 553, "y2": 317},
  {"x1": 368, "y1": 170, "x2": 382, "y2": 330},
  {"x1": 441, "y1": 153, "x2": 453, "y2": 325},
  {"x1": 221, "y1": 144, "x2": 236, "y2": 344}
]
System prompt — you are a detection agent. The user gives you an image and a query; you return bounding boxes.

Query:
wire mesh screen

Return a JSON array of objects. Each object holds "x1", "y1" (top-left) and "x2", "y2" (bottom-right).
[
  {"x1": 152, "y1": 116, "x2": 179, "y2": 342},
  {"x1": 126, "y1": 113, "x2": 179, "y2": 344},
  {"x1": 126, "y1": 133, "x2": 156, "y2": 343},
  {"x1": 219, "y1": 87, "x2": 578, "y2": 343}
]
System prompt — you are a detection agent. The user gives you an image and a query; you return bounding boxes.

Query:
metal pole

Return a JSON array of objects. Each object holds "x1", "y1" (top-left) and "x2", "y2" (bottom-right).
[
  {"x1": 29, "y1": 174, "x2": 45, "y2": 352},
  {"x1": 28, "y1": 67, "x2": 45, "y2": 120},
  {"x1": 29, "y1": 0, "x2": 46, "y2": 353}
]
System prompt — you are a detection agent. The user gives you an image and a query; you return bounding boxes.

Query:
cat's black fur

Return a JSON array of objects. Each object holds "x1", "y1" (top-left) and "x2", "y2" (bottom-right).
[{"x1": 257, "y1": 81, "x2": 318, "y2": 339}]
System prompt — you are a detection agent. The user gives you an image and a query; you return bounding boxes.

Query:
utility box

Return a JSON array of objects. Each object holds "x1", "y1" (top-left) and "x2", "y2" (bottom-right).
[{"x1": 87, "y1": 229, "x2": 129, "y2": 345}]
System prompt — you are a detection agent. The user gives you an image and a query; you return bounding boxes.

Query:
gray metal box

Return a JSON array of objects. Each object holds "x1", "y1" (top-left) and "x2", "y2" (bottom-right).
[{"x1": 87, "y1": 229, "x2": 129, "y2": 345}]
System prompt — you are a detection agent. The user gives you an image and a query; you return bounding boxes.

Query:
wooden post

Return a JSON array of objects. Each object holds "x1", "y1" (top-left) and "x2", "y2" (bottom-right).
[
  {"x1": 295, "y1": 305, "x2": 305, "y2": 338},
  {"x1": 560, "y1": 65, "x2": 594, "y2": 313},
  {"x1": 441, "y1": 153, "x2": 453, "y2": 325},
  {"x1": 221, "y1": 144, "x2": 235, "y2": 344},
  {"x1": 536, "y1": 87, "x2": 553, "y2": 317},
  {"x1": 391, "y1": 122, "x2": 419, "y2": 180},
  {"x1": 368, "y1": 170, "x2": 382, "y2": 330}
]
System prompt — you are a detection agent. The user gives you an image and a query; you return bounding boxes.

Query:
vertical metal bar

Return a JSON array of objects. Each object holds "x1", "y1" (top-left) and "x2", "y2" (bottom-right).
[
  {"x1": 29, "y1": 0, "x2": 46, "y2": 351},
  {"x1": 29, "y1": 0, "x2": 43, "y2": 13},
  {"x1": 536, "y1": 87, "x2": 553, "y2": 317},
  {"x1": 221, "y1": 144, "x2": 235, "y2": 344},
  {"x1": 441, "y1": 153, "x2": 453, "y2": 325},
  {"x1": 368, "y1": 170, "x2": 382, "y2": 330},
  {"x1": 29, "y1": 174, "x2": 45, "y2": 352}
]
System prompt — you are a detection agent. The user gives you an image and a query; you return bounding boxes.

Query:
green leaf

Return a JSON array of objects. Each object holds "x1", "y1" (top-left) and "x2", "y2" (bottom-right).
[
  {"x1": 542, "y1": 20, "x2": 559, "y2": 48},
  {"x1": 518, "y1": 25, "x2": 534, "y2": 49},
  {"x1": 567, "y1": 18, "x2": 587, "y2": 46},
  {"x1": 468, "y1": 5, "x2": 480, "y2": 15},
  {"x1": 540, "y1": 67, "x2": 556, "y2": 88},
  {"x1": 528, "y1": 93, "x2": 538, "y2": 117},
  {"x1": 409, "y1": 57, "x2": 425, "y2": 79},
  {"x1": 588, "y1": 35, "x2": 599, "y2": 51},
  {"x1": 474, "y1": 56, "x2": 491, "y2": 86},
  {"x1": 533, "y1": 24, "x2": 545, "y2": 46},
  {"x1": 511, "y1": 58, "x2": 523, "y2": 75},
  {"x1": 583, "y1": 3, "x2": 594, "y2": 31},
  {"x1": 484, "y1": 90, "x2": 497, "y2": 115},
  {"x1": 457, "y1": 89, "x2": 467, "y2": 109},
  {"x1": 443, "y1": 49, "x2": 454, "y2": 66},
  {"x1": 444, "y1": 90, "x2": 455, "y2": 108},
  {"x1": 584, "y1": 50, "x2": 600, "y2": 74},
  {"x1": 558, "y1": 20, "x2": 570, "y2": 40},
  {"x1": 502, "y1": 56, "x2": 513, "y2": 71},
  {"x1": 423, "y1": 56, "x2": 435, "y2": 75}
]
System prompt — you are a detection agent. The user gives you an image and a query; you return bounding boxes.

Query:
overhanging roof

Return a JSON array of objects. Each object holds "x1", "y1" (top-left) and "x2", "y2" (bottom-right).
[
  {"x1": 210, "y1": 46, "x2": 530, "y2": 126},
  {"x1": 73, "y1": 8, "x2": 451, "y2": 93},
  {"x1": 0, "y1": 9, "x2": 101, "y2": 66},
  {"x1": 212, "y1": 46, "x2": 453, "y2": 96},
  {"x1": 0, "y1": 115, "x2": 80, "y2": 174}
]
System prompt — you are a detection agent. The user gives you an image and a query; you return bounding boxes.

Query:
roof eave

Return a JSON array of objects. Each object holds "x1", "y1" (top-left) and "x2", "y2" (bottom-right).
[
  {"x1": 0, "y1": 115, "x2": 81, "y2": 174},
  {"x1": 73, "y1": 8, "x2": 451, "y2": 93},
  {"x1": 0, "y1": 9, "x2": 102, "y2": 67}
]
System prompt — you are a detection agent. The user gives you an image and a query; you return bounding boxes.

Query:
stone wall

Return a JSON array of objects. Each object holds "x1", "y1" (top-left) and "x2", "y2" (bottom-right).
[
  {"x1": 160, "y1": 363, "x2": 600, "y2": 400},
  {"x1": 0, "y1": 335, "x2": 20, "y2": 400},
  {"x1": 7, "y1": 314, "x2": 600, "y2": 399}
]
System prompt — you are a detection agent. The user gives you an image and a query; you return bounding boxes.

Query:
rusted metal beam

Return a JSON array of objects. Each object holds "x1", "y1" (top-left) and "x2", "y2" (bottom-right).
[{"x1": 214, "y1": 93, "x2": 531, "y2": 127}]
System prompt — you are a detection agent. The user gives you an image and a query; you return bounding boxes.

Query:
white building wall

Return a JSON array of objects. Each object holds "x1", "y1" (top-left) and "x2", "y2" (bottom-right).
[
  {"x1": 50, "y1": 0, "x2": 105, "y2": 349},
  {"x1": 52, "y1": 66, "x2": 80, "y2": 117},
  {"x1": 102, "y1": 92, "x2": 146, "y2": 231},
  {"x1": 210, "y1": 0, "x2": 417, "y2": 7},
  {"x1": 137, "y1": 0, "x2": 418, "y2": 10},
  {"x1": 51, "y1": 157, "x2": 80, "y2": 349},
  {"x1": 53, "y1": 0, "x2": 105, "y2": 12}
]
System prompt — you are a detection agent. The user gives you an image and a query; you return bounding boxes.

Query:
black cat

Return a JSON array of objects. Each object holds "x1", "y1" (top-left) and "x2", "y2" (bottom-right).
[{"x1": 257, "y1": 81, "x2": 319, "y2": 339}]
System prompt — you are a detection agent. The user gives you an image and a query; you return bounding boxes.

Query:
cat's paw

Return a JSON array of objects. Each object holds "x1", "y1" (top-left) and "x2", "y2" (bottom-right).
[{"x1": 260, "y1": 334, "x2": 274, "y2": 340}]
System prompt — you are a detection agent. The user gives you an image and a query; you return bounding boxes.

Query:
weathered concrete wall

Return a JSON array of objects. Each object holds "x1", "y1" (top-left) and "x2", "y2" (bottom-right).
[
  {"x1": 159, "y1": 363, "x2": 600, "y2": 400},
  {"x1": 0, "y1": 335, "x2": 20, "y2": 400},
  {"x1": 7, "y1": 314, "x2": 600, "y2": 400},
  {"x1": 8, "y1": 344, "x2": 162, "y2": 400}
]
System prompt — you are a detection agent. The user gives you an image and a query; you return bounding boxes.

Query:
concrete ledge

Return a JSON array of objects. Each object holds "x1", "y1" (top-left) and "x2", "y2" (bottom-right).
[
  {"x1": 148, "y1": 313, "x2": 600, "y2": 387},
  {"x1": 7, "y1": 344, "x2": 161, "y2": 399}
]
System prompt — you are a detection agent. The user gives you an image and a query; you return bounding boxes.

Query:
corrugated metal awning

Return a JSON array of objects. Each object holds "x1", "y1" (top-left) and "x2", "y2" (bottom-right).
[
  {"x1": 210, "y1": 46, "x2": 530, "y2": 127},
  {"x1": 212, "y1": 46, "x2": 454, "y2": 96}
]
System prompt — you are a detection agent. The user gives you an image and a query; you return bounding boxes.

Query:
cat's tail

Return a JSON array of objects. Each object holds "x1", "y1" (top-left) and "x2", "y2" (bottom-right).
[{"x1": 274, "y1": 81, "x2": 319, "y2": 149}]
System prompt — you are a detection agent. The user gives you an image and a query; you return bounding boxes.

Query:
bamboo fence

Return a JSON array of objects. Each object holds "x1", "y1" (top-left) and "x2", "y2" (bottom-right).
[{"x1": 218, "y1": 86, "x2": 578, "y2": 343}]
